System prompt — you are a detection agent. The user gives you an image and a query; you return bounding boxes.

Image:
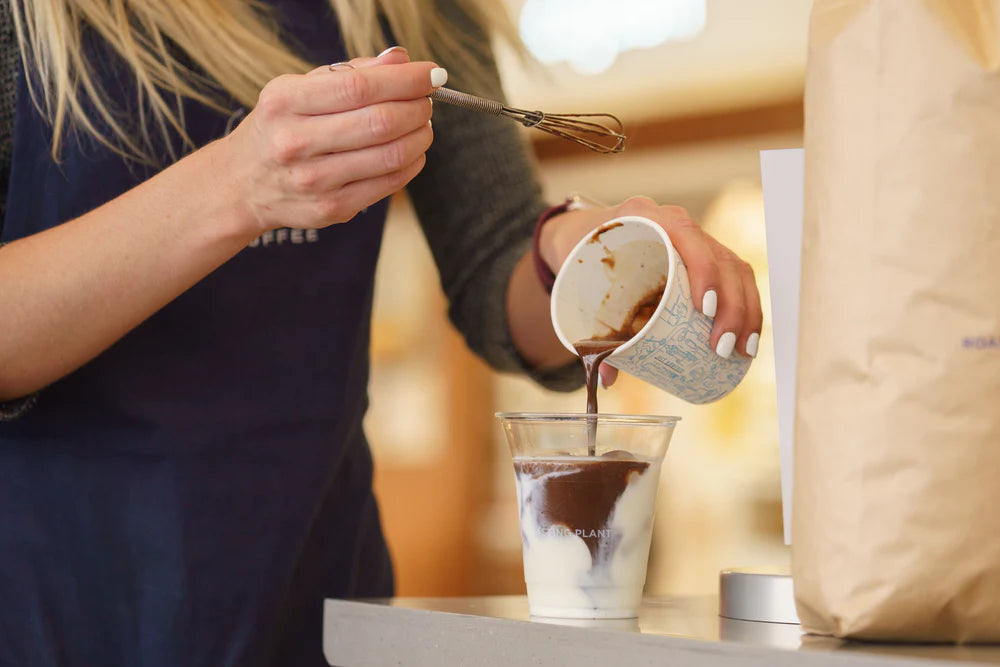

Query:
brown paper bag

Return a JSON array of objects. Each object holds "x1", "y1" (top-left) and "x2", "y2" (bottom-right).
[{"x1": 793, "y1": 0, "x2": 1000, "y2": 642}]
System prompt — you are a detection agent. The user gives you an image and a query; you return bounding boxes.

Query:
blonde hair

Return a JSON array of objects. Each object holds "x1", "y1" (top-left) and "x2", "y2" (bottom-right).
[{"x1": 11, "y1": 0, "x2": 517, "y2": 163}]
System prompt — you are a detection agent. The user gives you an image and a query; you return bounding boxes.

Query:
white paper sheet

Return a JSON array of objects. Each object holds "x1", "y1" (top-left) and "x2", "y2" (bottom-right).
[{"x1": 759, "y1": 148, "x2": 804, "y2": 546}]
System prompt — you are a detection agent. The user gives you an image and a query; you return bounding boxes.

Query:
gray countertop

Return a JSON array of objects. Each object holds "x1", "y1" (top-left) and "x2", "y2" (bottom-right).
[{"x1": 323, "y1": 595, "x2": 1000, "y2": 667}]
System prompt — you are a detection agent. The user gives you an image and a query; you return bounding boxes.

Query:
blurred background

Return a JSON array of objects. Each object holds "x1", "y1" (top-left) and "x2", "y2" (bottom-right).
[{"x1": 366, "y1": 0, "x2": 808, "y2": 598}]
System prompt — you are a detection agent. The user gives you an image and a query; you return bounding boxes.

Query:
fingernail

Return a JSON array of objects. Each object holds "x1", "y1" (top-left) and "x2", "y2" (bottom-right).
[
  {"x1": 746, "y1": 332, "x2": 760, "y2": 358},
  {"x1": 430, "y1": 67, "x2": 448, "y2": 88},
  {"x1": 378, "y1": 45, "x2": 408, "y2": 57},
  {"x1": 428, "y1": 119, "x2": 432, "y2": 130},
  {"x1": 702, "y1": 290, "x2": 717, "y2": 318},
  {"x1": 598, "y1": 372, "x2": 606, "y2": 390},
  {"x1": 716, "y1": 331, "x2": 736, "y2": 359}
]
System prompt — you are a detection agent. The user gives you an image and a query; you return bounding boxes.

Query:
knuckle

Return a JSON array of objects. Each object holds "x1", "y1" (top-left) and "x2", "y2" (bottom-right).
[
  {"x1": 256, "y1": 95, "x2": 278, "y2": 121},
  {"x1": 618, "y1": 195, "x2": 658, "y2": 214},
  {"x1": 671, "y1": 215, "x2": 700, "y2": 233},
  {"x1": 388, "y1": 156, "x2": 422, "y2": 190},
  {"x1": 289, "y1": 166, "x2": 320, "y2": 193},
  {"x1": 257, "y1": 76, "x2": 293, "y2": 118},
  {"x1": 661, "y1": 204, "x2": 690, "y2": 218},
  {"x1": 385, "y1": 168, "x2": 409, "y2": 191},
  {"x1": 270, "y1": 128, "x2": 304, "y2": 165},
  {"x1": 717, "y1": 245, "x2": 742, "y2": 266},
  {"x1": 317, "y1": 195, "x2": 345, "y2": 221},
  {"x1": 381, "y1": 141, "x2": 408, "y2": 172},
  {"x1": 367, "y1": 105, "x2": 393, "y2": 141},
  {"x1": 338, "y1": 71, "x2": 371, "y2": 108}
]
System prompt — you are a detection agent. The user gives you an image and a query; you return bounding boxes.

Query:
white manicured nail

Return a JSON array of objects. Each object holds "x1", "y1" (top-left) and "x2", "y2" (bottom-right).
[
  {"x1": 716, "y1": 332, "x2": 736, "y2": 359},
  {"x1": 746, "y1": 332, "x2": 760, "y2": 358},
  {"x1": 702, "y1": 290, "x2": 717, "y2": 318},
  {"x1": 598, "y1": 372, "x2": 606, "y2": 390},
  {"x1": 378, "y1": 46, "x2": 407, "y2": 57},
  {"x1": 430, "y1": 67, "x2": 448, "y2": 88}
]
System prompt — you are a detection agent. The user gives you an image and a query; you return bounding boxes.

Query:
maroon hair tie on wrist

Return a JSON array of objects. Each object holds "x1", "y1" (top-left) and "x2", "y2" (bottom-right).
[{"x1": 531, "y1": 201, "x2": 572, "y2": 294}]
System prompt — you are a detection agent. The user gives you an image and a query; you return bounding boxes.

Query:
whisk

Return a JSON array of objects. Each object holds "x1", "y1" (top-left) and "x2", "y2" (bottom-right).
[{"x1": 430, "y1": 87, "x2": 626, "y2": 154}]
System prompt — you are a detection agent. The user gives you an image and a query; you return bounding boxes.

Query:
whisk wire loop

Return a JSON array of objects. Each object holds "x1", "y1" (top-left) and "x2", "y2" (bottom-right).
[{"x1": 430, "y1": 87, "x2": 625, "y2": 154}]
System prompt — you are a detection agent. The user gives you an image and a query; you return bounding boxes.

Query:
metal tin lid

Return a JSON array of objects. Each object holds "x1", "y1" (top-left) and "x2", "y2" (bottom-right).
[{"x1": 719, "y1": 567, "x2": 800, "y2": 625}]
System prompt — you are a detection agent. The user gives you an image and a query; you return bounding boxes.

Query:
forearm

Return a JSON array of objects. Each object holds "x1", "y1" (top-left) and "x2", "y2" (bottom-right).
[
  {"x1": 0, "y1": 139, "x2": 256, "y2": 400},
  {"x1": 505, "y1": 250, "x2": 573, "y2": 369}
]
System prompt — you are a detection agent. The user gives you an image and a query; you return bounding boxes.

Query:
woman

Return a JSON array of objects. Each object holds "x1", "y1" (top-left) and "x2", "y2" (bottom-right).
[{"x1": 0, "y1": 0, "x2": 762, "y2": 665}]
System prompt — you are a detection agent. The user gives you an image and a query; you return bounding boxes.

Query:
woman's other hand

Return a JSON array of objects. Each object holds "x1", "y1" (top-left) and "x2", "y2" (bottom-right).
[{"x1": 538, "y1": 196, "x2": 763, "y2": 385}]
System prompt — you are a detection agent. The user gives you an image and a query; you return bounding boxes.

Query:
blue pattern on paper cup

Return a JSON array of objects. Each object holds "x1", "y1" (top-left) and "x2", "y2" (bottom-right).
[{"x1": 610, "y1": 256, "x2": 751, "y2": 404}]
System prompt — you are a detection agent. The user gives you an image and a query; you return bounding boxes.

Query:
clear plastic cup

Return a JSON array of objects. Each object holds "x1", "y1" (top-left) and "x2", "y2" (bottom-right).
[{"x1": 497, "y1": 413, "x2": 679, "y2": 619}]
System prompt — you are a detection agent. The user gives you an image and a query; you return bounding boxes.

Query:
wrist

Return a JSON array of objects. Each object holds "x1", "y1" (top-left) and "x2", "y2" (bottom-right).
[
  {"x1": 532, "y1": 194, "x2": 593, "y2": 292},
  {"x1": 197, "y1": 136, "x2": 266, "y2": 243}
]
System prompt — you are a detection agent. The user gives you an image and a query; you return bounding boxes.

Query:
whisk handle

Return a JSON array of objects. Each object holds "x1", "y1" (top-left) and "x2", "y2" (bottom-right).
[{"x1": 430, "y1": 87, "x2": 504, "y2": 117}]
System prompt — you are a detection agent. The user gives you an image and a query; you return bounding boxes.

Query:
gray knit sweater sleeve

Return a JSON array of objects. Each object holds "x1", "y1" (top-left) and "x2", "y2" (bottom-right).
[{"x1": 405, "y1": 9, "x2": 582, "y2": 391}]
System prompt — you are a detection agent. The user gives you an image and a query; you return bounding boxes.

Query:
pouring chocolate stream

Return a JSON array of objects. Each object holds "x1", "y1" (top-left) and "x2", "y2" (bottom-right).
[{"x1": 571, "y1": 282, "x2": 666, "y2": 455}]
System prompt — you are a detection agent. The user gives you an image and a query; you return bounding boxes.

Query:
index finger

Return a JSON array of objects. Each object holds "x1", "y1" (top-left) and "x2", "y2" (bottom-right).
[
  {"x1": 304, "y1": 46, "x2": 412, "y2": 76},
  {"x1": 292, "y1": 62, "x2": 446, "y2": 115}
]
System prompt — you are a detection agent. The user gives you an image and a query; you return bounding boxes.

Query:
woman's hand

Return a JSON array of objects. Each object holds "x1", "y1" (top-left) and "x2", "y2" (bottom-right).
[
  {"x1": 223, "y1": 47, "x2": 440, "y2": 234},
  {"x1": 538, "y1": 196, "x2": 763, "y2": 383}
]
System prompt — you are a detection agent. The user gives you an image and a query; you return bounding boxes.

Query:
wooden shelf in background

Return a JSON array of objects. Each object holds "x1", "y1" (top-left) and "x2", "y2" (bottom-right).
[{"x1": 531, "y1": 96, "x2": 803, "y2": 162}]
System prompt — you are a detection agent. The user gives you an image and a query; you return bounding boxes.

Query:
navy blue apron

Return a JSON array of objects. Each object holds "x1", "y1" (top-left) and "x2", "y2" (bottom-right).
[{"x1": 0, "y1": 2, "x2": 394, "y2": 665}]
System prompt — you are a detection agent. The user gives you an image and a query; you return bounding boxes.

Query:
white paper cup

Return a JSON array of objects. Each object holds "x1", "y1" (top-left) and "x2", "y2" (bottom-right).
[{"x1": 550, "y1": 215, "x2": 751, "y2": 404}]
